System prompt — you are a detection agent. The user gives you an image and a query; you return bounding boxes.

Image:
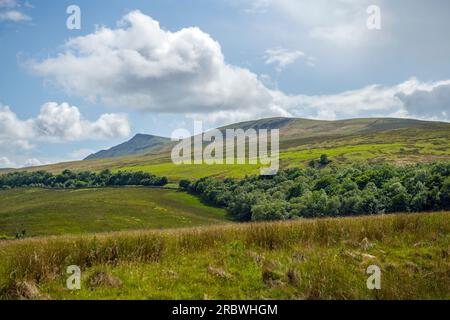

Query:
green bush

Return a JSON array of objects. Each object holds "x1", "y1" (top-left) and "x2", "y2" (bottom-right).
[
  {"x1": 0, "y1": 170, "x2": 168, "y2": 189},
  {"x1": 187, "y1": 162, "x2": 450, "y2": 221}
]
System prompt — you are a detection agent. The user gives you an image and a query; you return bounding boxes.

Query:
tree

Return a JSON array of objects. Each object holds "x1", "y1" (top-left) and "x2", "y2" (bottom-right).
[
  {"x1": 179, "y1": 179, "x2": 191, "y2": 190},
  {"x1": 384, "y1": 182, "x2": 410, "y2": 212},
  {"x1": 294, "y1": 190, "x2": 339, "y2": 218},
  {"x1": 251, "y1": 200, "x2": 290, "y2": 221},
  {"x1": 440, "y1": 177, "x2": 450, "y2": 209},
  {"x1": 319, "y1": 154, "x2": 330, "y2": 166}
]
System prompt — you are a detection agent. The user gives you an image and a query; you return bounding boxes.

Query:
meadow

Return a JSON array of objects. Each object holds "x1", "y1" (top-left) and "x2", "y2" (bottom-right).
[
  {"x1": 0, "y1": 212, "x2": 448, "y2": 300},
  {"x1": 0, "y1": 188, "x2": 226, "y2": 238},
  {"x1": 0, "y1": 118, "x2": 449, "y2": 300}
]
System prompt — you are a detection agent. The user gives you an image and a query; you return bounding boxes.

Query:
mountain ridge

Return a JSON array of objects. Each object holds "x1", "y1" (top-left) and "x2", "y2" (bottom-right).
[
  {"x1": 84, "y1": 133, "x2": 172, "y2": 160},
  {"x1": 84, "y1": 117, "x2": 449, "y2": 160}
]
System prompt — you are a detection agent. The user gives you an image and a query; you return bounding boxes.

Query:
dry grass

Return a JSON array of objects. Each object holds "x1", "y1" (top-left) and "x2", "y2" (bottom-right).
[{"x1": 0, "y1": 212, "x2": 449, "y2": 299}]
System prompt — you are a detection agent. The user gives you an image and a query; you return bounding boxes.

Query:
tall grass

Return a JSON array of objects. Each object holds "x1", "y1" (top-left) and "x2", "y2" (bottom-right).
[{"x1": 0, "y1": 212, "x2": 449, "y2": 299}]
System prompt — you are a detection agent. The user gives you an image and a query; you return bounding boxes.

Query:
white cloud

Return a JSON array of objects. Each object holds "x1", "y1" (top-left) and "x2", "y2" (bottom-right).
[
  {"x1": 0, "y1": 156, "x2": 50, "y2": 169},
  {"x1": 30, "y1": 11, "x2": 274, "y2": 115},
  {"x1": 274, "y1": 78, "x2": 450, "y2": 121},
  {"x1": 244, "y1": 0, "x2": 272, "y2": 13},
  {"x1": 0, "y1": 9, "x2": 30, "y2": 21},
  {"x1": 22, "y1": 158, "x2": 43, "y2": 167},
  {"x1": 28, "y1": 11, "x2": 450, "y2": 125},
  {"x1": 0, "y1": 0, "x2": 31, "y2": 22},
  {"x1": 264, "y1": 48, "x2": 305, "y2": 71},
  {"x1": 33, "y1": 102, "x2": 131, "y2": 141},
  {"x1": 248, "y1": 0, "x2": 383, "y2": 47},
  {"x1": 0, "y1": 156, "x2": 16, "y2": 168},
  {"x1": 0, "y1": 102, "x2": 131, "y2": 149},
  {"x1": 0, "y1": 104, "x2": 34, "y2": 148}
]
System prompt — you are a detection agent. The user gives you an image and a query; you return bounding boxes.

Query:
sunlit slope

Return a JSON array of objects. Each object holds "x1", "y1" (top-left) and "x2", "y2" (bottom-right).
[
  {"x1": 8, "y1": 117, "x2": 450, "y2": 181},
  {"x1": 0, "y1": 188, "x2": 227, "y2": 238}
]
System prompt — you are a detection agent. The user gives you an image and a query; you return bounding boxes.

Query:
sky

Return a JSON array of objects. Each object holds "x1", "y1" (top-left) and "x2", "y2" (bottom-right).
[{"x1": 0, "y1": 0, "x2": 449, "y2": 168}]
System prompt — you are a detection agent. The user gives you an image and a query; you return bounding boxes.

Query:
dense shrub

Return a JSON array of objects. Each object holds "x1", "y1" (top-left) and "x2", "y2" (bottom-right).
[
  {"x1": 0, "y1": 169, "x2": 168, "y2": 189},
  {"x1": 187, "y1": 162, "x2": 450, "y2": 221}
]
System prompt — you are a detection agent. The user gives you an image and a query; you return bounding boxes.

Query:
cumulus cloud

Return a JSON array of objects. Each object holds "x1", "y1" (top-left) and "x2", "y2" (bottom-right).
[
  {"x1": 33, "y1": 102, "x2": 131, "y2": 141},
  {"x1": 0, "y1": 104, "x2": 34, "y2": 149},
  {"x1": 274, "y1": 78, "x2": 450, "y2": 121},
  {"x1": 396, "y1": 83, "x2": 450, "y2": 120},
  {"x1": 0, "y1": 102, "x2": 131, "y2": 149},
  {"x1": 30, "y1": 11, "x2": 273, "y2": 116},
  {"x1": 28, "y1": 11, "x2": 450, "y2": 125},
  {"x1": 0, "y1": 0, "x2": 31, "y2": 22}
]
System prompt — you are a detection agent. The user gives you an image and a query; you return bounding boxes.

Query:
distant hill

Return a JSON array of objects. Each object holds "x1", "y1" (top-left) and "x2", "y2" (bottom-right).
[
  {"x1": 220, "y1": 117, "x2": 438, "y2": 139},
  {"x1": 84, "y1": 117, "x2": 448, "y2": 161},
  {"x1": 84, "y1": 134, "x2": 172, "y2": 160},
  {"x1": 5, "y1": 116, "x2": 449, "y2": 178}
]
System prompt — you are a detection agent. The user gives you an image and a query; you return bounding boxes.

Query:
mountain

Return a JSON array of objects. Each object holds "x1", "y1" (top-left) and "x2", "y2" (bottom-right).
[
  {"x1": 220, "y1": 117, "x2": 436, "y2": 139},
  {"x1": 85, "y1": 117, "x2": 449, "y2": 160},
  {"x1": 7, "y1": 116, "x2": 448, "y2": 177},
  {"x1": 84, "y1": 134, "x2": 172, "y2": 160}
]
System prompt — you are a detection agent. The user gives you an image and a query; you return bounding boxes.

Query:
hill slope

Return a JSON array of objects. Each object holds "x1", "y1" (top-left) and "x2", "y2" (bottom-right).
[
  {"x1": 5, "y1": 117, "x2": 450, "y2": 180},
  {"x1": 87, "y1": 117, "x2": 448, "y2": 160},
  {"x1": 85, "y1": 134, "x2": 172, "y2": 160},
  {"x1": 0, "y1": 188, "x2": 226, "y2": 238}
]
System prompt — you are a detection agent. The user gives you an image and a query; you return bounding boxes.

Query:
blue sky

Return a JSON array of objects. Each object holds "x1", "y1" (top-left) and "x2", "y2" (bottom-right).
[{"x1": 1, "y1": 0, "x2": 450, "y2": 168}]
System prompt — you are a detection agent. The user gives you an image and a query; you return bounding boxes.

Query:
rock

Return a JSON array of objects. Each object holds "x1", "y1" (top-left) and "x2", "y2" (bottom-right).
[
  {"x1": 88, "y1": 271, "x2": 123, "y2": 289},
  {"x1": 248, "y1": 251, "x2": 265, "y2": 264},
  {"x1": 286, "y1": 269, "x2": 300, "y2": 286},
  {"x1": 6, "y1": 280, "x2": 41, "y2": 300},
  {"x1": 360, "y1": 237, "x2": 371, "y2": 251},
  {"x1": 292, "y1": 252, "x2": 305, "y2": 262},
  {"x1": 207, "y1": 266, "x2": 232, "y2": 279}
]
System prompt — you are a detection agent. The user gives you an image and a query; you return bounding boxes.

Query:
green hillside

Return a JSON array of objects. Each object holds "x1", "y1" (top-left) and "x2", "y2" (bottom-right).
[
  {"x1": 0, "y1": 188, "x2": 227, "y2": 238},
  {"x1": 4, "y1": 117, "x2": 450, "y2": 182}
]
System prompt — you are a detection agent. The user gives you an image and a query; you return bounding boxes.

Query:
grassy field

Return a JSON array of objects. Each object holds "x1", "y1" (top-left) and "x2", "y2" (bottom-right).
[
  {"x1": 113, "y1": 132, "x2": 450, "y2": 180},
  {"x1": 0, "y1": 188, "x2": 227, "y2": 238},
  {"x1": 0, "y1": 212, "x2": 448, "y2": 300},
  {"x1": 0, "y1": 118, "x2": 448, "y2": 300}
]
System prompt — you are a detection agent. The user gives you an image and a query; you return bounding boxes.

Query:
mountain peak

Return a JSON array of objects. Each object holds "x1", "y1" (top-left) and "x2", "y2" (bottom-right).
[
  {"x1": 84, "y1": 116, "x2": 449, "y2": 161},
  {"x1": 84, "y1": 133, "x2": 171, "y2": 160}
]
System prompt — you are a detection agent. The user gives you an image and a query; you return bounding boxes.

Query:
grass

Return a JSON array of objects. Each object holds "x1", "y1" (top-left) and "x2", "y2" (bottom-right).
[
  {"x1": 0, "y1": 212, "x2": 448, "y2": 300},
  {"x1": 114, "y1": 137, "x2": 450, "y2": 181},
  {"x1": 0, "y1": 188, "x2": 227, "y2": 237},
  {"x1": 1, "y1": 119, "x2": 448, "y2": 300}
]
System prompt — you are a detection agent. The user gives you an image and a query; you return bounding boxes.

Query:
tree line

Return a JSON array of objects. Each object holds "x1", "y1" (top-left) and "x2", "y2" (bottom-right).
[
  {"x1": 0, "y1": 169, "x2": 168, "y2": 189},
  {"x1": 180, "y1": 161, "x2": 450, "y2": 221}
]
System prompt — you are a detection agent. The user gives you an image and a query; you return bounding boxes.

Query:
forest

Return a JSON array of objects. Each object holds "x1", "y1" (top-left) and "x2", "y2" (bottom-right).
[
  {"x1": 0, "y1": 169, "x2": 168, "y2": 189},
  {"x1": 180, "y1": 161, "x2": 450, "y2": 221}
]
